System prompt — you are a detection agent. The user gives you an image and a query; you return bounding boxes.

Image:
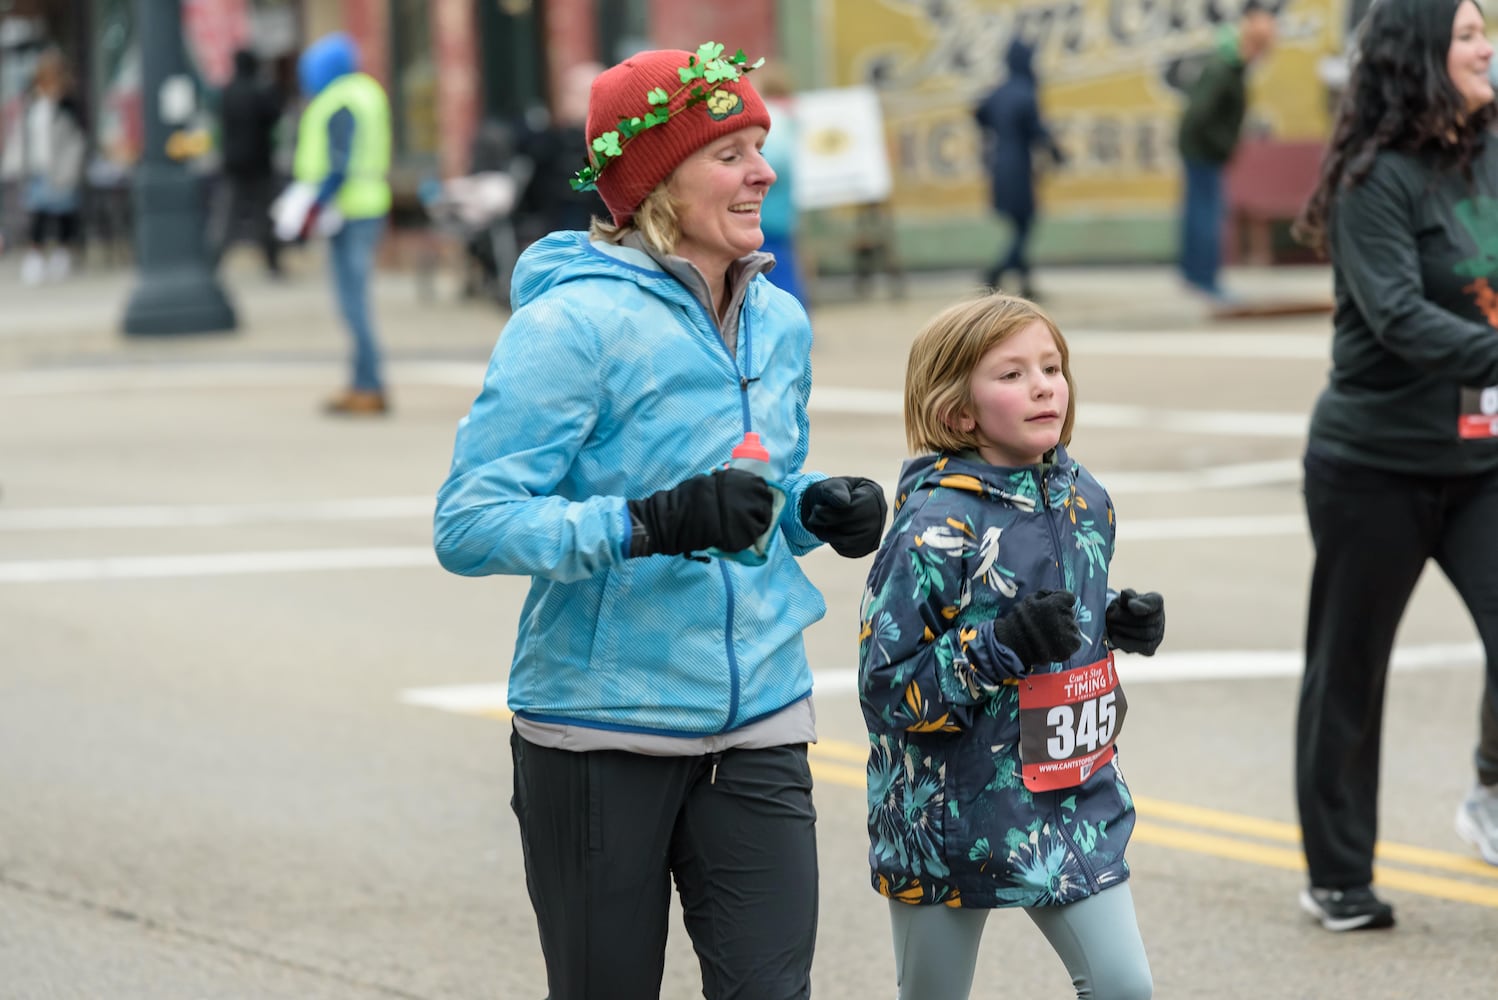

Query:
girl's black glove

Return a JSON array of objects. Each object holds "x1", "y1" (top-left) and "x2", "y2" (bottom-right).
[
  {"x1": 1105, "y1": 589, "x2": 1165, "y2": 656},
  {"x1": 992, "y1": 590, "x2": 1082, "y2": 668},
  {"x1": 626, "y1": 469, "x2": 774, "y2": 558},
  {"x1": 801, "y1": 476, "x2": 888, "y2": 557}
]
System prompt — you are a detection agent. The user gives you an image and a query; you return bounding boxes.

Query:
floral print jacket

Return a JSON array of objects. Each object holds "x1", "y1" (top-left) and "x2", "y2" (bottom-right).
[{"x1": 858, "y1": 447, "x2": 1134, "y2": 908}]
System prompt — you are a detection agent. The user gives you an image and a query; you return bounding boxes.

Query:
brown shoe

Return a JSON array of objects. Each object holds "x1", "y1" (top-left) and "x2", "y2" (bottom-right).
[{"x1": 324, "y1": 389, "x2": 389, "y2": 415}]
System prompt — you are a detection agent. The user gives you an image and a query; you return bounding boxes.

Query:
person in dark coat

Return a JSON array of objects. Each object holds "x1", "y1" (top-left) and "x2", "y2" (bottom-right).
[
  {"x1": 974, "y1": 39, "x2": 1065, "y2": 298},
  {"x1": 212, "y1": 48, "x2": 285, "y2": 276},
  {"x1": 515, "y1": 62, "x2": 608, "y2": 243}
]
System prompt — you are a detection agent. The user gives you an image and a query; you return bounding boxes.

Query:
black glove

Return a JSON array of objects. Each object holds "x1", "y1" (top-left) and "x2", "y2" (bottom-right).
[
  {"x1": 626, "y1": 468, "x2": 774, "y2": 558},
  {"x1": 992, "y1": 590, "x2": 1083, "y2": 668},
  {"x1": 801, "y1": 476, "x2": 888, "y2": 558},
  {"x1": 1106, "y1": 589, "x2": 1165, "y2": 656}
]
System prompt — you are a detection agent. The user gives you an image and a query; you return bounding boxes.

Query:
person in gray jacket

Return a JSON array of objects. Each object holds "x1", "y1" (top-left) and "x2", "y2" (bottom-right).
[
  {"x1": 1293, "y1": 0, "x2": 1498, "y2": 933},
  {"x1": 1, "y1": 49, "x2": 85, "y2": 285},
  {"x1": 434, "y1": 44, "x2": 886, "y2": 1000}
]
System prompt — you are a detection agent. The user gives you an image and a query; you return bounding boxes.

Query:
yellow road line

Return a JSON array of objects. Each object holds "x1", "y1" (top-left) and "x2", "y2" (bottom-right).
[
  {"x1": 1131, "y1": 794, "x2": 1498, "y2": 882},
  {"x1": 463, "y1": 714, "x2": 1497, "y2": 902},
  {"x1": 807, "y1": 738, "x2": 1498, "y2": 900},
  {"x1": 1130, "y1": 825, "x2": 1498, "y2": 909}
]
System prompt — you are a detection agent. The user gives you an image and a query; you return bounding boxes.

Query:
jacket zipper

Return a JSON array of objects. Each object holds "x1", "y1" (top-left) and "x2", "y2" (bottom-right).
[
  {"x1": 1037, "y1": 467, "x2": 1066, "y2": 589},
  {"x1": 681, "y1": 296, "x2": 757, "y2": 735},
  {"x1": 1040, "y1": 461, "x2": 1099, "y2": 890}
]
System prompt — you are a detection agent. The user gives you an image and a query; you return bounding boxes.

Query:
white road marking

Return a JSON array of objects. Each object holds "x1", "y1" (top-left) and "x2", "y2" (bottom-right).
[
  {"x1": 1100, "y1": 458, "x2": 1300, "y2": 493},
  {"x1": 1064, "y1": 330, "x2": 1331, "y2": 360},
  {"x1": 1119, "y1": 513, "x2": 1305, "y2": 540},
  {"x1": 401, "y1": 684, "x2": 511, "y2": 715},
  {"x1": 1080, "y1": 402, "x2": 1308, "y2": 438},
  {"x1": 400, "y1": 640, "x2": 1483, "y2": 713},
  {"x1": 0, "y1": 511, "x2": 1309, "y2": 581},
  {"x1": 0, "y1": 497, "x2": 435, "y2": 531},
  {"x1": 0, "y1": 547, "x2": 436, "y2": 583},
  {"x1": 0, "y1": 458, "x2": 1302, "y2": 536},
  {"x1": 0, "y1": 473, "x2": 1298, "y2": 537},
  {"x1": 807, "y1": 386, "x2": 1309, "y2": 437},
  {"x1": 0, "y1": 330, "x2": 1332, "y2": 396},
  {"x1": 0, "y1": 363, "x2": 1310, "y2": 437},
  {"x1": 808, "y1": 642, "x2": 1484, "y2": 692}
]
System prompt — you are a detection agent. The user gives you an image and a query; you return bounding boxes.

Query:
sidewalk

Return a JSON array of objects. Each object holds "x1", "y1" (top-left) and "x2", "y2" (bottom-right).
[{"x1": 0, "y1": 247, "x2": 1335, "y2": 373}]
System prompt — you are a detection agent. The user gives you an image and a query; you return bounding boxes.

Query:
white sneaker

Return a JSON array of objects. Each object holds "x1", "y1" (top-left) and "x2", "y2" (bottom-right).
[
  {"x1": 1455, "y1": 782, "x2": 1498, "y2": 865},
  {"x1": 46, "y1": 247, "x2": 71, "y2": 281},
  {"x1": 20, "y1": 249, "x2": 44, "y2": 286}
]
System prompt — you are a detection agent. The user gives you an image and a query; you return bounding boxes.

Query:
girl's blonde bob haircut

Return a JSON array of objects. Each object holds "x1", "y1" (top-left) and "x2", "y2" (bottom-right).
[
  {"x1": 904, "y1": 294, "x2": 1076, "y2": 455},
  {"x1": 588, "y1": 185, "x2": 682, "y2": 255}
]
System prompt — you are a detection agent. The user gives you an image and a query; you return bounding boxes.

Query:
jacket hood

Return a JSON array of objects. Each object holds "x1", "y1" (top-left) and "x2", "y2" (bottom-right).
[
  {"x1": 895, "y1": 446, "x2": 1074, "y2": 511},
  {"x1": 1005, "y1": 39, "x2": 1036, "y2": 79},
  {"x1": 298, "y1": 33, "x2": 358, "y2": 97},
  {"x1": 510, "y1": 230, "x2": 692, "y2": 311}
]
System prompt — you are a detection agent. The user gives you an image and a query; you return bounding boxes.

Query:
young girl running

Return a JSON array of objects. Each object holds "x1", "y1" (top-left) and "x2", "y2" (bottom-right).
[{"x1": 858, "y1": 294, "x2": 1161, "y2": 999}]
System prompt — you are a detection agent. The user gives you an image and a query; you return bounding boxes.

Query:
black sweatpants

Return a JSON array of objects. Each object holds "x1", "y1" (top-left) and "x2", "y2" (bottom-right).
[
  {"x1": 510, "y1": 730, "x2": 818, "y2": 1000},
  {"x1": 28, "y1": 210, "x2": 78, "y2": 247},
  {"x1": 1297, "y1": 449, "x2": 1498, "y2": 888},
  {"x1": 209, "y1": 173, "x2": 281, "y2": 274}
]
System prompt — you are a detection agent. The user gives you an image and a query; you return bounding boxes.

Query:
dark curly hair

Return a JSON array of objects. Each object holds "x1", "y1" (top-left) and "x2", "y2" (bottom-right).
[{"x1": 1295, "y1": 0, "x2": 1496, "y2": 251}]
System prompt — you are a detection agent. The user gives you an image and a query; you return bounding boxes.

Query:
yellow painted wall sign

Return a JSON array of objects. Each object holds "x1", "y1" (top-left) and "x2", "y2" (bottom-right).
[{"x1": 824, "y1": 0, "x2": 1346, "y2": 218}]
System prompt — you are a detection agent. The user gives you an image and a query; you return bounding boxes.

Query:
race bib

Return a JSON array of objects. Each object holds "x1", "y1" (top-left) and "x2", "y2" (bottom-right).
[
  {"x1": 1458, "y1": 386, "x2": 1498, "y2": 439},
  {"x1": 1017, "y1": 653, "x2": 1127, "y2": 793}
]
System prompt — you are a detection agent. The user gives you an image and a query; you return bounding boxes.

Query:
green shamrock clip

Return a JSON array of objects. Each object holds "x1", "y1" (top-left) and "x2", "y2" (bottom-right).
[{"x1": 571, "y1": 42, "x2": 766, "y2": 192}]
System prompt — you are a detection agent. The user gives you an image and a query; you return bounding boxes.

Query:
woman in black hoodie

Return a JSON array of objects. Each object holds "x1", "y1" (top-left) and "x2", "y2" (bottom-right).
[{"x1": 1294, "y1": 0, "x2": 1498, "y2": 932}]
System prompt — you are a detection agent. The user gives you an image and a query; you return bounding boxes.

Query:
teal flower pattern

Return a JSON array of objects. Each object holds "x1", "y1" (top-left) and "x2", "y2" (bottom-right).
[{"x1": 858, "y1": 449, "x2": 1136, "y2": 910}]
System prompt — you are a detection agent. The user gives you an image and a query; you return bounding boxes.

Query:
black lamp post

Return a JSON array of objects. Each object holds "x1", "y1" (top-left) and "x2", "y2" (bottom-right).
[{"x1": 121, "y1": 0, "x2": 236, "y2": 336}]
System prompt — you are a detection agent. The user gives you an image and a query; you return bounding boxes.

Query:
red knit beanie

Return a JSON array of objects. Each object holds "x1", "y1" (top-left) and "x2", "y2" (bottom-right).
[{"x1": 587, "y1": 48, "x2": 771, "y2": 226}]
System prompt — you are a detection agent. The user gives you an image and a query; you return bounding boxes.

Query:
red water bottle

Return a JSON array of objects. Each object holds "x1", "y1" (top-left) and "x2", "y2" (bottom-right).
[{"x1": 710, "y1": 432, "x2": 786, "y2": 565}]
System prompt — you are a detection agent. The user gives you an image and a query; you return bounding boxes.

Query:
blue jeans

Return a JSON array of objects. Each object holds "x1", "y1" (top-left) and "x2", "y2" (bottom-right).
[
  {"x1": 330, "y1": 217, "x2": 385, "y2": 392},
  {"x1": 1179, "y1": 158, "x2": 1224, "y2": 296}
]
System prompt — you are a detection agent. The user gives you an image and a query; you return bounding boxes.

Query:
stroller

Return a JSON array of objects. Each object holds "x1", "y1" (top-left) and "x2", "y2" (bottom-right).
[{"x1": 417, "y1": 119, "x2": 531, "y2": 308}]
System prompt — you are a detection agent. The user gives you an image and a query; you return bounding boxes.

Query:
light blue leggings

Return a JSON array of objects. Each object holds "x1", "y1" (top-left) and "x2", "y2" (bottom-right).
[{"x1": 889, "y1": 883, "x2": 1152, "y2": 1000}]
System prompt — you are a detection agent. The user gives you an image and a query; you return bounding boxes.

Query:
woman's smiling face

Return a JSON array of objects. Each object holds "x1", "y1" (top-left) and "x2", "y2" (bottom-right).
[
  {"x1": 1449, "y1": 0, "x2": 1495, "y2": 113},
  {"x1": 666, "y1": 126, "x2": 776, "y2": 280}
]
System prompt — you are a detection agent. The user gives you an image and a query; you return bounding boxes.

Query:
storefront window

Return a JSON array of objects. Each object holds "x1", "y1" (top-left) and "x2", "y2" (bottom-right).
[
  {"x1": 90, "y1": 0, "x2": 139, "y2": 171},
  {"x1": 595, "y1": 0, "x2": 648, "y2": 66},
  {"x1": 389, "y1": 0, "x2": 437, "y2": 163}
]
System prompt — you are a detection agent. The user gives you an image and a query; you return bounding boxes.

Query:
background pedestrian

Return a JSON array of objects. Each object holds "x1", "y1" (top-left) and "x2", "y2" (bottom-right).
[{"x1": 974, "y1": 39, "x2": 1066, "y2": 299}]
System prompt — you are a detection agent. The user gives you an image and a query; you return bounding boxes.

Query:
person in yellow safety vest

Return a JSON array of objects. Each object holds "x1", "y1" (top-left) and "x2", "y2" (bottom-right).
[{"x1": 293, "y1": 33, "x2": 393, "y2": 416}]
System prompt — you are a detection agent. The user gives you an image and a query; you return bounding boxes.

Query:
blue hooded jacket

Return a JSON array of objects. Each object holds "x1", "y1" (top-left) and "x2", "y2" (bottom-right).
[{"x1": 434, "y1": 232, "x2": 830, "y2": 736}]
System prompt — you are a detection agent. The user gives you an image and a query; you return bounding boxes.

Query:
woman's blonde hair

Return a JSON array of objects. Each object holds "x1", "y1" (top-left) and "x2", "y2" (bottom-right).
[
  {"x1": 904, "y1": 293, "x2": 1075, "y2": 455},
  {"x1": 588, "y1": 185, "x2": 682, "y2": 254}
]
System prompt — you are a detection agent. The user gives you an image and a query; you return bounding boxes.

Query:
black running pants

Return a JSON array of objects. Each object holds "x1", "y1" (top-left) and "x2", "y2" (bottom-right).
[
  {"x1": 510, "y1": 730, "x2": 818, "y2": 1000},
  {"x1": 1298, "y1": 449, "x2": 1498, "y2": 887}
]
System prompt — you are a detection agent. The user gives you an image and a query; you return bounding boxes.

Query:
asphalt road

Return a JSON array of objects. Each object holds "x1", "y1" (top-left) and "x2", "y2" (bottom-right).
[{"x1": 2, "y1": 261, "x2": 1495, "y2": 998}]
